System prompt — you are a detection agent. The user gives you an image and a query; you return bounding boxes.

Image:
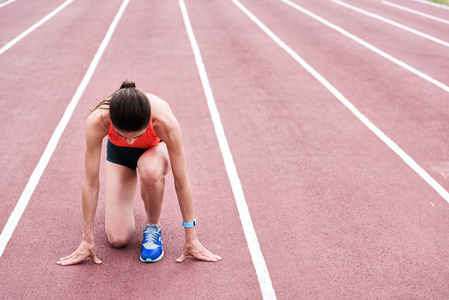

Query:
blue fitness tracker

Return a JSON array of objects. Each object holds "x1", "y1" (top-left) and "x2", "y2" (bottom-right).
[{"x1": 182, "y1": 218, "x2": 196, "y2": 228}]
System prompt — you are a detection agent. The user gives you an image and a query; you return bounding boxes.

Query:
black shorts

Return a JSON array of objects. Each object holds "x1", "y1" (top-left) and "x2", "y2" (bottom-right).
[{"x1": 106, "y1": 139, "x2": 149, "y2": 170}]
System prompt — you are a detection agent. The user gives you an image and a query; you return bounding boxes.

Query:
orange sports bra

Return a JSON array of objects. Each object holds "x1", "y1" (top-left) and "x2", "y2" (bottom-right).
[{"x1": 108, "y1": 120, "x2": 161, "y2": 148}]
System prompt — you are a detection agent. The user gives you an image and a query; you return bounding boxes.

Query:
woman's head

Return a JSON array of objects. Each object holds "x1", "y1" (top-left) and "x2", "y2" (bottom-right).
[{"x1": 109, "y1": 81, "x2": 151, "y2": 132}]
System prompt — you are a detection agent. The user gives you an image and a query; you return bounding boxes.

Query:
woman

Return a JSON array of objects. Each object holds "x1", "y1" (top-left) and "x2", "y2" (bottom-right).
[{"x1": 57, "y1": 81, "x2": 221, "y2": 265}]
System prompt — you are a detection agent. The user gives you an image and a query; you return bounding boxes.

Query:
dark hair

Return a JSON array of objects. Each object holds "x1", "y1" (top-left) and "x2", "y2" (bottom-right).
[{"x1": 91, "y1": 81, "x2": 151, "y2": 132}]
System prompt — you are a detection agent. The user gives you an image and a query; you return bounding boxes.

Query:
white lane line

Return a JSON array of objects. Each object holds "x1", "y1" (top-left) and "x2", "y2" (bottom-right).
[
  {"x1": 332, "y1": 0, "x2": 449, "y2": 47},
  {"x1": 411, "y1": 0, "x2": 449, "y2": 10},
  {"x1": 383, "y1": 1, "x2": 449, "y2": 25},
  {"x1": 0, "y1": 0, "x2": 75, "y2": 56},
  {"x1": 283, "y1": 0, "x2": 449, "y2": 94},
  {"x1": 0, "y1": 0, "x2": 16, "y2": 8},
  {"x1": 231, "y1": 0, "x2": 449, "y2": 204},
  {"x1": 0, "y1": 0, "x2": 130, "y2": 258},
  {"x1": 178, "y1": 0, "x2": 277, "y2": 299}
]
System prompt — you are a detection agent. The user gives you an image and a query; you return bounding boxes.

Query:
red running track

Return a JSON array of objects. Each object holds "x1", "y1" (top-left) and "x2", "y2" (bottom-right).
[{"x1": 1, "y1": 0, "x2": 449, "y2": 298}]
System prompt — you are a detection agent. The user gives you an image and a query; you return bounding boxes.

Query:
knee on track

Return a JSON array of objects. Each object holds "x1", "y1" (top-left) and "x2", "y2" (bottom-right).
[{"x1": 106, "y1": 230, "x2": 132, "y2": 248}]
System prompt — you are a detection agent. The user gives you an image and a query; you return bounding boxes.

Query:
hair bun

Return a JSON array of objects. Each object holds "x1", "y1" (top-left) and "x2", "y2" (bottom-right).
[{"x1": 120, "y1": 80, "x2": 136, "y2": 89}]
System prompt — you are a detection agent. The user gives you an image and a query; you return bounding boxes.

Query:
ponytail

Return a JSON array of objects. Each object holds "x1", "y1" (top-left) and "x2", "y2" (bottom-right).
[{"x1": 120, "y1": 81, "x2": 136, "y2": 89}]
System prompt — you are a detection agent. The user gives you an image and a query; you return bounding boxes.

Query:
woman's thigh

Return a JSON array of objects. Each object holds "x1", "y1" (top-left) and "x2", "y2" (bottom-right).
[{"x1": 105, "y1": 161, "x2": 137, "y2": 247}]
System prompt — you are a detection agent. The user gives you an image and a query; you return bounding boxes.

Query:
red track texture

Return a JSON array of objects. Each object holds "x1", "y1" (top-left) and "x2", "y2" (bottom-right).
[{"x1": 1, "y1": 0, "x2": 449, "y2": 299}]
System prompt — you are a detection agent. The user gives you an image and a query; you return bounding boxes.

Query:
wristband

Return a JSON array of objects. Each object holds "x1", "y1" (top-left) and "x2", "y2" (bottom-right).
[{"x1": 182, "y1": 218, "x2": 196, "y2": 228}]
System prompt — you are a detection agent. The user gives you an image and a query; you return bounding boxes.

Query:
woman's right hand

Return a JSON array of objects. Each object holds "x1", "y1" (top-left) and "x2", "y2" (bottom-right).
[{"x1": 57, "y1": 240, "x2": 102, "y2": 266}]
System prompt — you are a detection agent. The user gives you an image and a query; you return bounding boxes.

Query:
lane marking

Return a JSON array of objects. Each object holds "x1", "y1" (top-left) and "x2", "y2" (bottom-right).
[
  {"x1": 282, "y1": 0, "x2": 449, "y2": 94},
  {"x1": 411, "y1": 0, "x2": 449, "y2": 10},
  {"x1": 332, "y1": 0, "x2": 449, "y2": 48},
  {"x1": 178, "y1": 0, "x2": 276, "y2": 299},
  {"x1": 0, "y1": 0, "x2": 15, "y2": 8},
  {"x1": 0, "y1": 0, "x2": 75, "y2": 56},
  {"x1": 0, "y1": 0, "x2": 130, "y2": 258},
  {"x1": 382, "y1": 1, "x2": 449, "y2": 25},
  {"x1": 230, "y1": 0, "x2": 449, "y2": 205}
]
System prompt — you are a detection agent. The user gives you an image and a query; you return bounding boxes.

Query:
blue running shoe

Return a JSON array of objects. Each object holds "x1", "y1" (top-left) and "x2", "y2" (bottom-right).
[{"x1": 140, "y1": 224, "x2": 164, "y2": 263}]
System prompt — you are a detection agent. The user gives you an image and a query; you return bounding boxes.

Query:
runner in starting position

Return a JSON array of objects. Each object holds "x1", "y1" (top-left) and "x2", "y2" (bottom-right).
[{"x1": 57, "y1": 81, "x2": 221, "y2": 265}]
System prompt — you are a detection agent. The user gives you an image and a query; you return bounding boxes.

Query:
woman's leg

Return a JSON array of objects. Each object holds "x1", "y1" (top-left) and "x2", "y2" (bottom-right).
[
  {"x1": 105, "y1": 161, "x2": 137, "y2": 247},
  {"x1": 137, "y1": 142, "x2": 171, "y2": 226}
]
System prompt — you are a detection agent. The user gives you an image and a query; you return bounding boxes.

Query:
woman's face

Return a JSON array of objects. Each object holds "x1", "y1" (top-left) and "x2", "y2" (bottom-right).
[{"x1": 115, "y1": 128, "x2": 146, "y2": 145}]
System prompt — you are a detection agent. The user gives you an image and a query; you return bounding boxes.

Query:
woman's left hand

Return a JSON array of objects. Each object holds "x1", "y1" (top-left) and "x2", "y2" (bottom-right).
[{"x1": 176, "y1": 237, "x2": 222, "y2": 263}]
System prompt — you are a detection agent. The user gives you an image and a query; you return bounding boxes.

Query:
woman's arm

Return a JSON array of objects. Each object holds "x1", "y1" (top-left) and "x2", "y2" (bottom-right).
[
  {"x1": 153, "y1": 101, "x2": 221, "y2": 262},
  {"x1": 57, "y1": 109, "x2": 108, "y2": 265}
]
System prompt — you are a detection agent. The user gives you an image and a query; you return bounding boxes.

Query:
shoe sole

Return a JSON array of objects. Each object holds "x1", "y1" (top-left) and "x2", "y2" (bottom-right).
[{"x1": 140, "y1": 249, "x2": 164, "y2": 263}]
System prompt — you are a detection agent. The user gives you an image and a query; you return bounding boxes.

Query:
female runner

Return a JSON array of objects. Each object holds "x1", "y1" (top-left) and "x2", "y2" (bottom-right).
[{"x1": 57, "y1": 81, "x2": 221, "y2": 265}]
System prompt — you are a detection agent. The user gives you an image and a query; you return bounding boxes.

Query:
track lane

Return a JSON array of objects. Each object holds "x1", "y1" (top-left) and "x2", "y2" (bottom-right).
[
  {"x1": 0, "y1": 0, "x2": 262, "y2": 299},
  {"x1": 394, "y1": 0, "x2": 449, "y2": 17},
  {"x1": 179, "y1": 0, "x2": 276, "y2": 297},
  {"x1": 0, "y1": 0, "x2": 123, "y2": 233},
  {"x1": 331, "y1": 0, "x2": 449, "y2": 48},
  {"x1": 185, "y1": 0, "x2": 449, "y2": 298},
  {"x1": 285, "y1": 0, "x2": 449, "y2": 85},
  {"x1": 275, "y1": 0, "x2": 449, "y2": 191},
  {"x1": 340, "y1": 0, "x2": 449, "y2": 41},
  {"x1": 0, "y1": 0, "x2": 15, "y2": 9},
  {"x1": 0, "y1": 0, "x2": 72, "y2": 47},
  {"x1": 381, "y1": 0, "x2": 449, "y2": 25}
]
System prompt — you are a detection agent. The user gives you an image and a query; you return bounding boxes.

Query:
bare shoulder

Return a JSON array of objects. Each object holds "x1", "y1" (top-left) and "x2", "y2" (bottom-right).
[
  {"x1": 146, "y1": 93, "x2": 177, "y2": 124},
  {"x1": 146, "y1": 93, "x2": 172, "y2": 115},
  {"x1": 145, "y1": 93, "x2": 180, "y2": 141},
  {"x1": 86, "y1": 107, "x2": 110, "y2": 141}
]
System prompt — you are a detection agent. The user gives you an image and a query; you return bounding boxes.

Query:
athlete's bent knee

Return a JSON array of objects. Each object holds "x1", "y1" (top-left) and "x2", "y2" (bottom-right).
[
  {"x1": 107, "y1": 232, "x2": 131, "y2": 248},
  {"x1": 139, "y1": 166, "x2": 165, "y2": 187}
]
